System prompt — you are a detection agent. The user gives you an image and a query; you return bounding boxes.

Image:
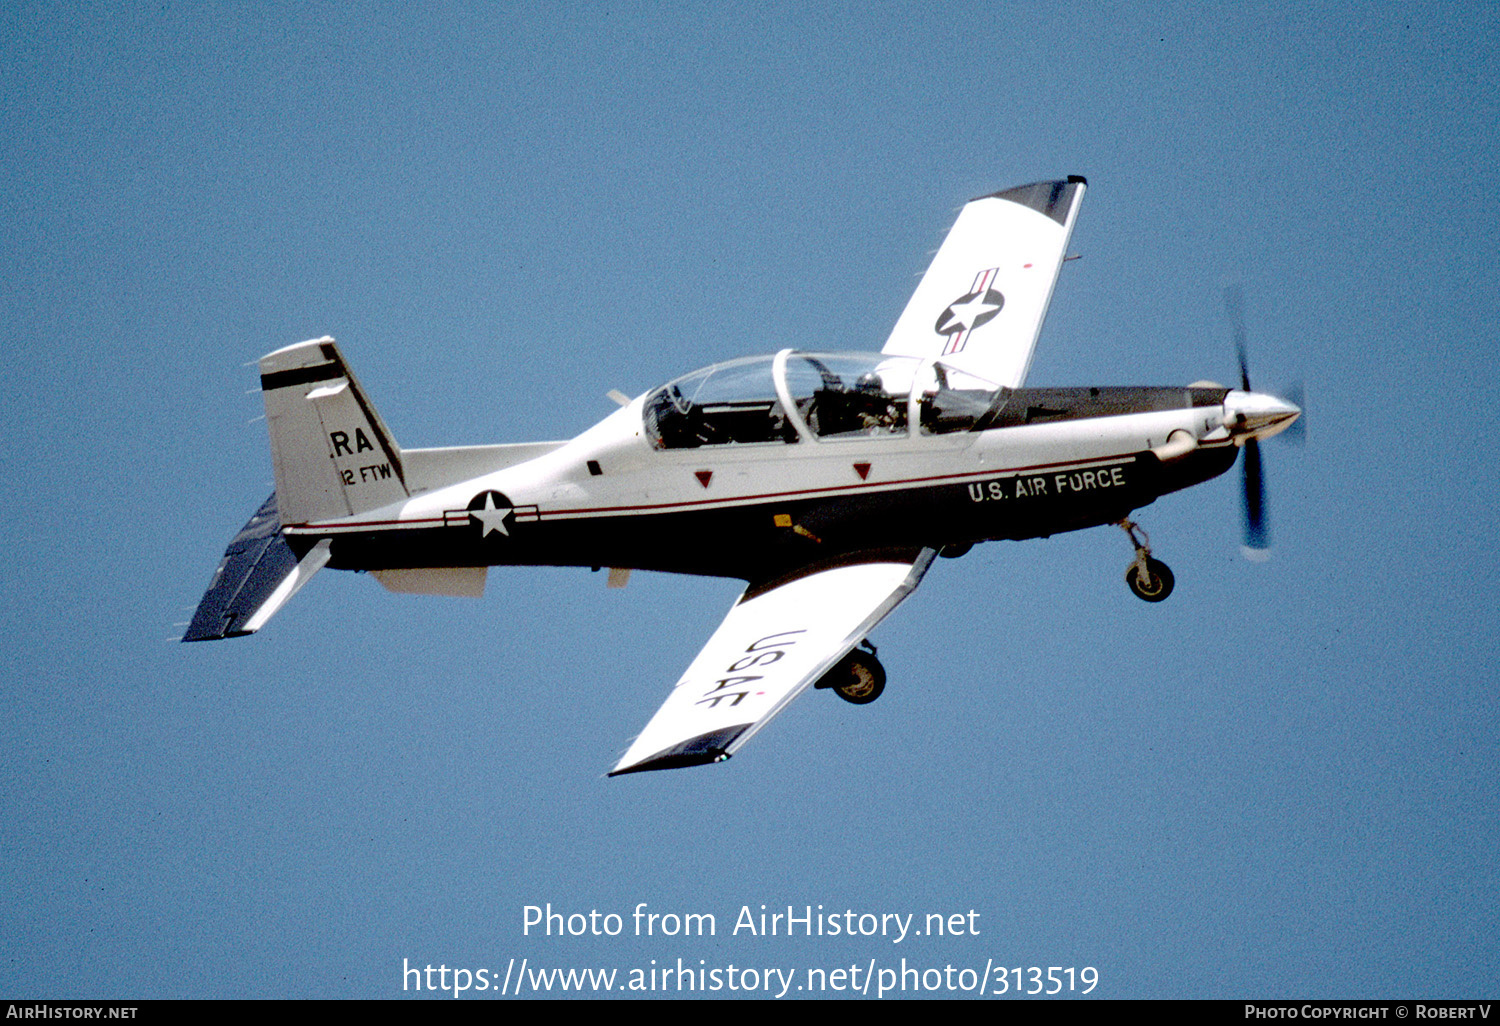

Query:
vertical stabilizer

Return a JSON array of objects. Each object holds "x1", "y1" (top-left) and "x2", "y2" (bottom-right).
[{"x1": 258, "y1": 337, "x2": 408, "y2": 525}]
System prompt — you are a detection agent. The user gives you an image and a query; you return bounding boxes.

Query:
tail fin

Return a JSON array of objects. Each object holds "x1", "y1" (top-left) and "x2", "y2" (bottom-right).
[{"x1": 258, "y1": 337, "x2": 408, "y2": 525}]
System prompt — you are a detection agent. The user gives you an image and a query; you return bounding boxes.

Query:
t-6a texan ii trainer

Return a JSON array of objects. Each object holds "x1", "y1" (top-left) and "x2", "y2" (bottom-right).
[{"x1": 184, "y1": 177, "x2": 1300, "y2": 775}]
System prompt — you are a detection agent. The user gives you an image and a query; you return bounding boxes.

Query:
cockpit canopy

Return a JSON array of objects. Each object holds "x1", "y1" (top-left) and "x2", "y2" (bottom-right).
[{"x1": 643, "y1": 350, "x2": 1008, "y2": 449}]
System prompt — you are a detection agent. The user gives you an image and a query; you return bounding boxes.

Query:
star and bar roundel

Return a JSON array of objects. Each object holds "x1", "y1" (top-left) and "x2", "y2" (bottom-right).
[
  {"x1": 934, "y1": 267, "x2": 1004, "y2": 355},
  {"x1": 466, "y1": 491, "x2": 513, "y2": 538},
  {"x1": 442, "y1": 490, "x2": 540, "y2": 538}
]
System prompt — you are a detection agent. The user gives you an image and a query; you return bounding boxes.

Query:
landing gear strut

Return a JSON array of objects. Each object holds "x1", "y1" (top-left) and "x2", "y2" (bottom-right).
[
  {"x1": 815, "y1": 640, "x2": 887, "y2": 704},
  {"x1": 1119, "y1": 519, "x2": 1174, "y2": 602}
]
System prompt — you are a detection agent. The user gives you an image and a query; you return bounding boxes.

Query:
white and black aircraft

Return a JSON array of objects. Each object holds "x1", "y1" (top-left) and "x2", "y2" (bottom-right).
[{"x1": 184, "y1": 177, "x2": 1300, "y2": 775}]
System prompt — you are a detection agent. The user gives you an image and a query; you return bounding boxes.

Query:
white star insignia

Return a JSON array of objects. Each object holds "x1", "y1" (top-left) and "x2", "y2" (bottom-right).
[
  {"x1": 470, "y1": 493, "x2": 512, "y2": 538},
  {"x1": 939, "y1": 292, "x2": 1002, "y2": 333}
]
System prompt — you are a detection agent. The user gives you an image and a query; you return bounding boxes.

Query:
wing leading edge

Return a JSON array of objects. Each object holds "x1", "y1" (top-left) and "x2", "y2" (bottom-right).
[
  {"x1": 883, "y1": 177, "x2": 1086, "y2": 389},
  {"x1": 609, "y1": 551, "x2": 938, "y2": 776}
]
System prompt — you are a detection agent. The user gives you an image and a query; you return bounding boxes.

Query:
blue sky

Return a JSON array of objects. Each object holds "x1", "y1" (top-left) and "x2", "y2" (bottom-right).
[{"x1": 3, "y1": 1, "x2": 1496, "y2": 999}]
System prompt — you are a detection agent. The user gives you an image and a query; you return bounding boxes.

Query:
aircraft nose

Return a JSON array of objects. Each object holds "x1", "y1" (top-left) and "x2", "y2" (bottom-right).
[{"x1": 1225, "y1": 390, "x2": 1301, "y2": 442}]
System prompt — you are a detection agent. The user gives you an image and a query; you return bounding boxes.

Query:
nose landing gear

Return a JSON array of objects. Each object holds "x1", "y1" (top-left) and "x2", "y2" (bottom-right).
[{"x1": 1119, "y1": 519, "x2": 1175, "y2": 602}]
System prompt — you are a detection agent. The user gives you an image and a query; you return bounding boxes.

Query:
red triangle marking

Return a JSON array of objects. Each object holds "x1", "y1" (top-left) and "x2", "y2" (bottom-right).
[
  {"x1": 695, "y1": 470, "x2": 713, "y2": 488},
  {"x1": 853, "y1": 462, "x2": 871, "y2": 480}
]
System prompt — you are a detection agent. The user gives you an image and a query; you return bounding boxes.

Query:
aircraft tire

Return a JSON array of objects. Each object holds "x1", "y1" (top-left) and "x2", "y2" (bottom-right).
[
  {"x1": 1127, "y1": 557, "x2": 1175, "y2": 602},
  {"x1": 820, "y1": 650, "x2": 887, "y2": 705}
]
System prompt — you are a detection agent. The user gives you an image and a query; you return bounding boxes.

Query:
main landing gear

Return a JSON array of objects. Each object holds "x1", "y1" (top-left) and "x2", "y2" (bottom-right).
[
  {"x1": 1119, "y1": 519, "x2": 1175, "y2": 603},
  {"x1": 815, "y1": 640, "x2": 887, "y2": 705}
]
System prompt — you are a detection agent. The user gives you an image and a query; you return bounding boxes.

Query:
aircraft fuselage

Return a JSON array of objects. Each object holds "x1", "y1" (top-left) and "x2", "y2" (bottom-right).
[{"x1": 285, "y1": 383, "x2": 1240, "y2": 586}]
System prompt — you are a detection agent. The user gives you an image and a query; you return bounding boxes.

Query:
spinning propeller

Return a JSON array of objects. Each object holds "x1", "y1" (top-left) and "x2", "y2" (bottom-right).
[{"x1": 1225, "y1": 287, "x2": 1303, "y2": 560}]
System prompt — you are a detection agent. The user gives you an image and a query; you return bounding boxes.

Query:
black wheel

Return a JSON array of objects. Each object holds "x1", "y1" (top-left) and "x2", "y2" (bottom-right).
[
  {"x1": 1126, "y1": 557, "x2": 1175, "y2": 602},
  {"x1": 815, "y1": 650, "x2": 887, "y2": 705}
]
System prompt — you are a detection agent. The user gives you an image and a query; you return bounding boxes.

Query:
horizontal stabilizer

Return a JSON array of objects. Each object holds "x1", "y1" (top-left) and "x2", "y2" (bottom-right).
[{"x1": 182, "y1": 493, "x2": 329, "y2": 641}]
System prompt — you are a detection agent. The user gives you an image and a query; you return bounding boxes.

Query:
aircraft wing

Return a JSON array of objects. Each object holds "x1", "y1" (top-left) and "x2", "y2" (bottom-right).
[
  {"x1": 609, "y1": 551, "x2": 938, "y2": 775},
  {"x1": 883, "y1": 177, "x2": 1086, "y2": 388}
]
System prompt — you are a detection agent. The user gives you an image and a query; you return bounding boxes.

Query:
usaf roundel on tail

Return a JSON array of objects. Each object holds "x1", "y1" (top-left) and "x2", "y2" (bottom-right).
[{"x1": 184, "y1": 177, "x2": 1301, "y2": 776}]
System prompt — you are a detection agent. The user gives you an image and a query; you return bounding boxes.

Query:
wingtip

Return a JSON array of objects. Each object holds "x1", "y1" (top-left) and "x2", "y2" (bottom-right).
[
  {"x1": 607, "y1": 725, "x2": 749, "y2": 777},
  {"x1": 607, "y1": 750, "x2": 731, "y2": 777},
  {"x1": 979, "y1": 178, "x2": 1087, "y2": 225}
]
